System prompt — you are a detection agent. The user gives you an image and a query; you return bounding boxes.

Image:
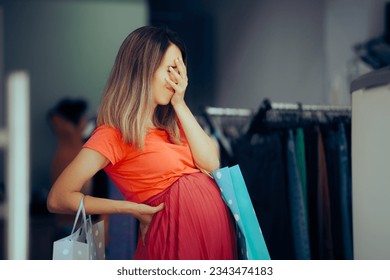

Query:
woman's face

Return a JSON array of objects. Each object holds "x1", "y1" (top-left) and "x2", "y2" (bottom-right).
[{"x1": 151, "y1": 44, "x2": 183, "y2": 106}]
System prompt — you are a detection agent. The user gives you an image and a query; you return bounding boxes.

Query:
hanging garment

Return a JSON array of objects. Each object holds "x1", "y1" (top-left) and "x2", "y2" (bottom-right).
[
  {"x1": 322, "y1": 124, "x2": 343, "y2": 259},
  {"x1": 295, "y1": 128, "x2": 308, "y2": 219},
  {"x1": 322, "y1": 123, "x2": 353, "y2": 260},
  {"x1": 337, "y1": 123, "x2": 353, "y2": 260},
  {"x1": 305, "y1": 126, "x2": 334, "y2": 259},
  {"x1": 286, "y1": 130, "x2": 311, "y2": 260},
  {"x1": 316, "y1": 126, "x2": 335, "y2": 259}
]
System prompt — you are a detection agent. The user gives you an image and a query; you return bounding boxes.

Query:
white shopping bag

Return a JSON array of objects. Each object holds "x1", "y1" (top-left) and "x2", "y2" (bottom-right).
[{"x1": 52, "y1": 197, "x2": 105, "y2": 260}]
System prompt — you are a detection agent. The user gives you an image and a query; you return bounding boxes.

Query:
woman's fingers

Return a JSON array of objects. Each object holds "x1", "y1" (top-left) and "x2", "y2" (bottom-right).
[
  {"x1": 168, "y1": 58, "x2": 188, "y2": 85},
  {"x1": 168, "y1": 66, "x2": 181, "y2": 81},
  {"x1": 175, "y1": 57, "x2": 187, "y2": 78},
  {"x1": 165, "y1": 75, "x2": 187, "y2": 93},
  {"x1": 138, "y1": 203, "x2": 164, "y2": 245},
  {"x1": 154, "y1": 202, "x2": 165, "y2": 212}
]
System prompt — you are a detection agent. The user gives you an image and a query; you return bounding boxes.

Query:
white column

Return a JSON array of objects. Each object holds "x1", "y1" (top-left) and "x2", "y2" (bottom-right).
[
  {"x1": 352, "y1": 83, "x2": 390, "y2": 259},
  {"x1": 6, "y1": 71, "x2": 30, "y2": 260}
]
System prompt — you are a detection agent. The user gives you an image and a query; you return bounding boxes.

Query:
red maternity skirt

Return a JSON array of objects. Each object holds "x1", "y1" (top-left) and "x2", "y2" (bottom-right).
[{"x1": 134, "y1": 172, "x2": 237, "y2": 260}]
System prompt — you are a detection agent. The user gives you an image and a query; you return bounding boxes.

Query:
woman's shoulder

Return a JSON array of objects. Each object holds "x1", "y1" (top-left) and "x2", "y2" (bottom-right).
[
  {"x1": 85, "y1": 125, "x2": 125, "y2": 146},
  {"x1": 84, "y1": 125, "x2": 128, "y2": 165},
  {"x1": 91, "y1": 125, "x2": 121, "y2": 137}
]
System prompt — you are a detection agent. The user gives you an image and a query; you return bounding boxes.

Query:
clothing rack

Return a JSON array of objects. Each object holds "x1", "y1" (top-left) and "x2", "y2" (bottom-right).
[
  {"x1": 247, "y1": 99, "x2": 351, "y2": 137},
  {"x1": 270, "y1": 102, "x2": 351, "y2": 112},
  {"x1": 202, "y1": 106, "x2": 254, "y2": 160},
  {"x1": 202, "y1": 100, "x2": 352, "y2": 165},
  {"x1": 204, "y1": 101, "x2": 351, "y2": 119},
  {"x1": 204, "y1": 106, "x2": 253, "y2": 117}
]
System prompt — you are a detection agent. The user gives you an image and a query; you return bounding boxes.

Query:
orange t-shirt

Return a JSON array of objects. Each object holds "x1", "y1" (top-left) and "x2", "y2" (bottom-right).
[{"x1": 83, "y1": 125, "x2": 200, "y2": 203}]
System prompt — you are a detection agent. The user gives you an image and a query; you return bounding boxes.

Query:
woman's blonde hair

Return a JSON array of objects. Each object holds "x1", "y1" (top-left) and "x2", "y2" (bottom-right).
[{"x1": 96, "y1": 26, "x2": 187, "y2": 149}]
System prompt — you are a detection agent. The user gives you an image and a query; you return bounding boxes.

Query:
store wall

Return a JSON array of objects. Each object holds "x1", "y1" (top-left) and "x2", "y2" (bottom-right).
[
  {"x1": 214, "y1": 0, "x2": 326, "y2": 109},
  {"x1": 212, "y1": 0, "x2": 388, "y2": 109}
]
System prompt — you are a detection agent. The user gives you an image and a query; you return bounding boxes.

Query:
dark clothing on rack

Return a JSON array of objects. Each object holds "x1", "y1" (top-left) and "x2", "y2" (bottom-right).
[
  {"x1": 316, "y1": 126, "x2": 335, "y2": 259},
  {"x1": 295, "y1": 128, "x2": 308, "y2": 219},
  {"x1": 287, "y1": 130, "x2": 311, "y2": 260},
  {"x1": 338, "y1": 124, "x2": 353, "y2": 260},
  {"x1": 304, "y1": 126, "x2": 320, "y2": 259},
  {"x1": 322, "y1": 123, "x2": 353, "y2": 260}
]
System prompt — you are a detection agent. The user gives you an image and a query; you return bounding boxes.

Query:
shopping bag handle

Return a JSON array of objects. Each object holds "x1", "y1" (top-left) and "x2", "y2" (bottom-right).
[{"x1": 70, "y1": 196, "x2": 88, "y2": 235}]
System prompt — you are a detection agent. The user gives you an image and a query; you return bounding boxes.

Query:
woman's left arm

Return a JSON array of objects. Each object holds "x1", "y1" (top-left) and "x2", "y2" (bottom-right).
[{"x1": 167, "y1": 57, "x2": 220, "y2": 172}]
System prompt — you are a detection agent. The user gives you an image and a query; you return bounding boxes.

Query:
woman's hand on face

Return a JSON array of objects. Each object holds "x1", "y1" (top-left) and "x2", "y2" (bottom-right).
[
  {"x1": 135, "y1": 202, "x2": 164, "y2": 244},
  {"x1": 166, "y1": 57, "x2": 188, "y2": 106}
]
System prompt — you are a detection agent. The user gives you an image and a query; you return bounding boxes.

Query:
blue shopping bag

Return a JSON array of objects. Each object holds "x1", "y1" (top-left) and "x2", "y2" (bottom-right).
[{"x1": 212, "y1": 165, "x2": 271, "y2": 260}]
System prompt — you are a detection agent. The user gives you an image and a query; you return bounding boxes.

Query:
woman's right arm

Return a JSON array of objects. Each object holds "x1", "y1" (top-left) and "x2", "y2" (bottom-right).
[{"x1": 47, "y1": 148, "x2": 163, "y2": 219}]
